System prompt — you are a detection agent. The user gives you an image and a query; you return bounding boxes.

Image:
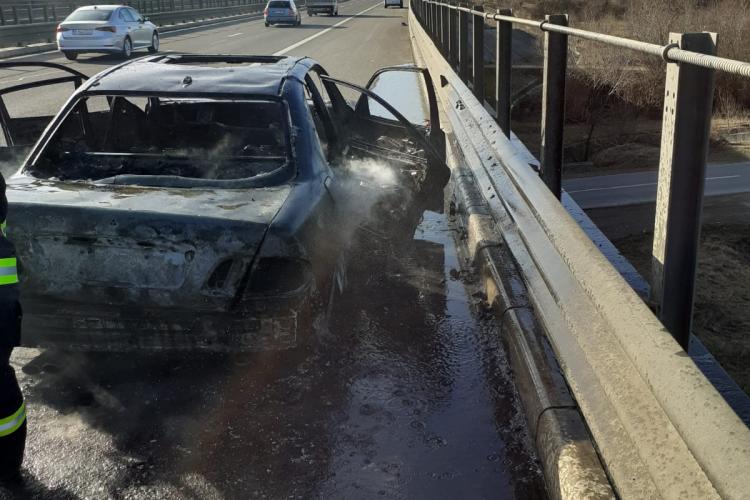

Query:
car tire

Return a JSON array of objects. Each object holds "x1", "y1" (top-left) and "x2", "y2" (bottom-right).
[
  {"x1": 297, "y1": 17, "x2": 301, "y2": 26},
  {"x1": 265, "y1": 21, "x2": 270, "y2": 26},
  {"x1": 63, "y1": 51, "x2": 78, "y2": 61},
  {"x1": 384, "y1": 3, "x2": 387, "y2": 7},
  {"x1": 399, "y1": 1, "x2": 403, "y2": 6},
  {"x1": 148, "y1": 32, "x2": 159, "y2": 53},
  {"x1": 121, "y1": 37, "x2": 132, "y2": 59},
  {"x1": 334, "y1": 9, "x2": 338, "y2": 15}
]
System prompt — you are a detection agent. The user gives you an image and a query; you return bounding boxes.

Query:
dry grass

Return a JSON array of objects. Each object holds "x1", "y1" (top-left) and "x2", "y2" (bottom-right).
[{"x1": 563, "y1": 0, "x2": 750, "y2": 114}]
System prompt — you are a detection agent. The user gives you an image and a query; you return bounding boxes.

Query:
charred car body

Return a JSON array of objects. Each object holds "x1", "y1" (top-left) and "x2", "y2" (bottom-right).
[{"x1": 0, "y1": 55, "x2": 447, "y2": 351}]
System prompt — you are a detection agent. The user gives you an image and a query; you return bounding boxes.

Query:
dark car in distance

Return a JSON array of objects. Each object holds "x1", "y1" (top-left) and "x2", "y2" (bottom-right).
[{"x1": 0, "y1": 55, "x2": 448, "y2": 351}]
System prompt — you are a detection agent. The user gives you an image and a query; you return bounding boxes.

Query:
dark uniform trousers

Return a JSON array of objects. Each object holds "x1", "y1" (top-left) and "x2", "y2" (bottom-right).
[{"x1": 0, "y1": 173, "x2": 25, "y2": 479}]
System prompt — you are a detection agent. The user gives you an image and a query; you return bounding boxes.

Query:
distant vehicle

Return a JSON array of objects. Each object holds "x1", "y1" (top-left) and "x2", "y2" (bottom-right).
[
  {"x1": 307, "y1": 0, "x2": 338, "y2": 16},
  {"x1": 0, "y1": 55, "x2": 448, "y2": 352},
  {"x1": 384, "y1": 0, "x2": 403, "y2": 7},
  {"x1": 264, "y1": 0, "x2": 302, "y2": 26},
  {"x1": 56, "y1": 4, "x2": 158, "y2": 60}
]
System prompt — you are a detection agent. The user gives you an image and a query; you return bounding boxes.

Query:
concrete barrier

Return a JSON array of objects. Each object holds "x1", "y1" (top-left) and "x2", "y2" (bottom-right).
[{"x1": 409, "y1": 7, "x2": 750, "y2": 500}]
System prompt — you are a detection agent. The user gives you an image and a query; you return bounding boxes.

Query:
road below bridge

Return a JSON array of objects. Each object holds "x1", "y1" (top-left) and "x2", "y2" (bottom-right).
[
  {"x1": 0, "y1": 3, "x2": 546, "y2": 498},
  {"x1": 564, "y1": 162, "x2": 750, "y2": 210}
]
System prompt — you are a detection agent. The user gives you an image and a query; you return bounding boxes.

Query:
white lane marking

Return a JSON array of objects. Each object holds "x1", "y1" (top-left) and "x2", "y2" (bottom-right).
[
  {"x1": 566, "y1": 174, "x2": 742, "y2": 194},
  {"x1": 228, "y1": 32, "x2": 244, "y2": 37},
  {"x1": 273, "y1": 2, "x2": 381, "y2": 56}
]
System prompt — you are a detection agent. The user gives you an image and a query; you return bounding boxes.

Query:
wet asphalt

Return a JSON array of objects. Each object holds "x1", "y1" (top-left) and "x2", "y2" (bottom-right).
[
  {"x1": 0, "y1": 4, "x2": 546, "y2": 498},
  {"x1": 2, "y1": 212, "x2": 545, "y2": 499}
]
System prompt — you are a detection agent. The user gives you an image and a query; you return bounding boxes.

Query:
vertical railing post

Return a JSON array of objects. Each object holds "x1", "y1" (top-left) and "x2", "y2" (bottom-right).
[
  {"x1": 472, "y1": 5, "x2": 484, "y2": 102},
  {"x1": 431, "y1": 1, "x2": 437, "y2": 38},
  {"x1": 428, "y1": 1, "x2": 434, "y2": 37},
  {"x1": 445, "y1": 6, "x2": 456, "y2": 61},
  {"x1": 539, "y1": 14, "x2": 568, "y2": 199},
  {"x1": 448, "y1": 5, "x2": 458, "y2": 69},
  {"x1": 441, "y1": 4, "x2": 448, "y2": 55},
  {"x1": 651, "y1": 32, "x2": 718, "y2": 350},
  {"x1": 458, "y1": 5, "x2": 469, "y2": 81},
  {"x1": 495, "y1": 8, "x2": 513, "y2": 136}
]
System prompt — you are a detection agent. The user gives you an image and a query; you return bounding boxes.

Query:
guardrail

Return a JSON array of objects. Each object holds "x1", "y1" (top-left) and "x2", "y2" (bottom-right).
[
  {"x1": 0, "y1": 0, "x2": 265, "y2": 47},
  {"x1": 0, "y1": 0, "x2": 258, "y2": 25},
  {"x1": 410, "y1": 0, "x2": 749, "y2": 353},
  {"x1": 408, "y1": 2, "x2": 750, "y2": 498}
]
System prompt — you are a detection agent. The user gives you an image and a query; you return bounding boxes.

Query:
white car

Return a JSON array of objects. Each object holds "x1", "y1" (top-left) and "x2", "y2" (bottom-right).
[
  {"x1": 56, "y1": 5, "x2": 159, "y2": 60},
  {"x1": 384, "y1": 0, "x2": 403, "y2": 7}
]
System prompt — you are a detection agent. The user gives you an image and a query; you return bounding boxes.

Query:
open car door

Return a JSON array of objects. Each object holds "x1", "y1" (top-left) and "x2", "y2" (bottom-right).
[
  {"x1": 321, "y1": 66, "x2": 449, "y2": 216},
  {"x1": 0, "y1": 62, "x2": 88, "y2": 164}
]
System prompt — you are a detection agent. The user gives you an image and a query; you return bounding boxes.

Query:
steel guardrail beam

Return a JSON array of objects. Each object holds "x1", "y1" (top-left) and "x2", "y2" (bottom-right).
[{"x1": 408, "y1": 5, "x2": 750, "y2": 499}]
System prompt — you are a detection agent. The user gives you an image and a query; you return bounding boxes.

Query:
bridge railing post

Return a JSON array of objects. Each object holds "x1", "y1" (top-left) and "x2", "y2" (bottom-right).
[
  {"x1": 651, "y1": 32, "x2": 718, "y2": 350},
  {"x1": 448, "y1": 4, "x2": 458, "y2": 69},
  {"x1": 539, "y1": 13, "x2": 568, "y2": 199},
  {"x1": 430, "y1": 3, "x2": 437, "y2": 41},
  {"x1": 472, "y1": 5, "x2": 484, "y2": 102},
  {"x1": 495, "y1": 8, "x2": 512, "y2": 137},
  {"x1": 433, "y1": 3, "x2": 439, "y2": 43},
  {"x1": 458, "y1": 4, "x2": 469, "y2": 81},
  {"x1": 441, "y1": 4, "x2": 449, "y2": 56}
]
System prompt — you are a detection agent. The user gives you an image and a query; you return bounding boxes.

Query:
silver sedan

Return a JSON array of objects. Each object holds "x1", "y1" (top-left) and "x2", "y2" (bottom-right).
[{"x1": 56, "y1": 5, "x2": 159, "y2": 60}]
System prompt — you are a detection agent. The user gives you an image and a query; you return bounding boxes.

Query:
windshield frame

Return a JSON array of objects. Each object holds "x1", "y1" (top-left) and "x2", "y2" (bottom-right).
[{"x1": 25, "y1": 90, "x2": 297, "y2": 188}]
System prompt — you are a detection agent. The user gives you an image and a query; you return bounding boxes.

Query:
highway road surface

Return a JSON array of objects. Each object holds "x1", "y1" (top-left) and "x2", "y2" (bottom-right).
[
  {"x1": 564, "y1": 162, "x2": 750, "y2": 209},
  {"x1": 0, "y1": 2, "x2": 546, "y2": 498}
]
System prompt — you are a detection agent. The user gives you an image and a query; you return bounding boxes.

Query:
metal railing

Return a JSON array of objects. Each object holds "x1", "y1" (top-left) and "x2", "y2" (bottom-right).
[{"x1": 410, "y1": 0, "x2": 750, "y2": 352}]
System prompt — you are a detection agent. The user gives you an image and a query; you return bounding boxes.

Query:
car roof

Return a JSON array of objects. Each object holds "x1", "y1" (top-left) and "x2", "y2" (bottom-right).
[
  {"x1": 74, "y1": 5, "x2": 123, "y2": 10},
  {"x1": 83, "y1": 54, "x2": 315, "y2": 96}
]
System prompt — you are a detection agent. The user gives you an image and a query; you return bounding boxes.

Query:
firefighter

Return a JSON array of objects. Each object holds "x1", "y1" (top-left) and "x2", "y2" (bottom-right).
[{"x1": 0, "y1": 172, "x2": 24, "y2": 482}]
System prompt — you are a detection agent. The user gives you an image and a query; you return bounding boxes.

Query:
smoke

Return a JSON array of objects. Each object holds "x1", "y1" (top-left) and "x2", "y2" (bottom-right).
[
  {"x1": 0, "y1": 152, "x2": 26, "y2": 179},
  {"x1": 331, "y1": 156, "x2": 419, "y2": 244}
]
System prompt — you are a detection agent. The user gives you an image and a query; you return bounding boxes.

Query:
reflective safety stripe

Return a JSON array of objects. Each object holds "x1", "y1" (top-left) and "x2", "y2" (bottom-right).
[
  {"x1": 0, "y1": 402, "x2": 25, "y2": 437},
  {"x1": 0, "y1": 257, "x2": 17, "y2": 285}
]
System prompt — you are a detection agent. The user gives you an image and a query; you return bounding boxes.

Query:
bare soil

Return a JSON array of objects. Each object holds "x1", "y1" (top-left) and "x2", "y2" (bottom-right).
[{"x1": 614, "y1": 224, "x2": 750, "y2": 394}]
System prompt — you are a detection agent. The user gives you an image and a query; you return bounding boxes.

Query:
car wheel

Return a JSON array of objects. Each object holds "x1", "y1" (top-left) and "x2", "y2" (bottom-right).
[
  {"x1": 63, "y1": 51, "x2": 78, "y2": 60},
  {"x1": 265, "y1": 21, "x2": 270, "y2": 26},
  {"x1": 121, "y1": 37, "x2": 132, "y2": 59},
  {"x1": 334, "y1": 9, "x2": 338, "y2": 15},
  {"x1": 384, "y1": 3, "x2": 387, "y2": 7},
  {"x1": 399, "y1": 1, "x2": 403, "y2": 6},
  {"x1": 148, "y1": 32, "x2": 159, "y2": 53},
  {"x1": 297, "y1": 17, "x2": 301, "y2": 26}
]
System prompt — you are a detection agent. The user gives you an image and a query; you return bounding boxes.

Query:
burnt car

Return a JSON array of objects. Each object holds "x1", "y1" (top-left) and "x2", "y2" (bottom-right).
[{"x1": 0, "y1": 55, "x2": 447, "y2": 351}]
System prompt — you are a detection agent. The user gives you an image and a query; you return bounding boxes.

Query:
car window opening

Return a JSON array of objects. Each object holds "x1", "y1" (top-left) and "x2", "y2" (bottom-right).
[
  {"x1": 268, "y1": 1, "x2": 292, "y2": 8},
  {"x1": 28, "y1": 95, "x2": 291, "y2": 186},
  {"x1": 65, "y1": 9, "x2": 114, "y2": 22}
]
